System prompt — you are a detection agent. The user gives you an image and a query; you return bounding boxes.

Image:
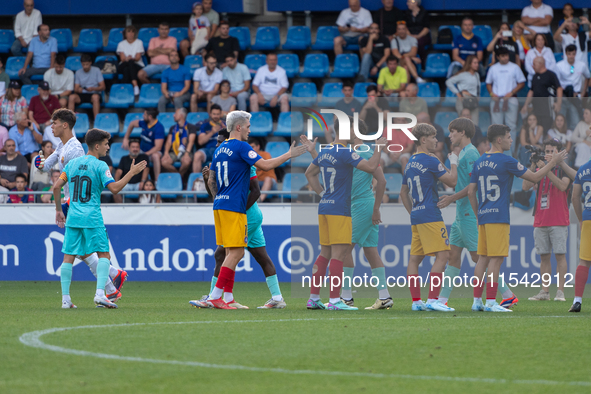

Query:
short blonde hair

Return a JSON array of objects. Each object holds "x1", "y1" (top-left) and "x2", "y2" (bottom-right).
[
  {"x1": 226, "y1": 111, "x2": 252, "y2": 132},
  {"x1": 412, "y1": 123, "x2": 436, "y2": 143}
]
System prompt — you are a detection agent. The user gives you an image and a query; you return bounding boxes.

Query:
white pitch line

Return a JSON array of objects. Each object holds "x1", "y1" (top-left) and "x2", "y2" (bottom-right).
[{"x1": 18, "y1": 316, "x2": 591, "y2": 387}]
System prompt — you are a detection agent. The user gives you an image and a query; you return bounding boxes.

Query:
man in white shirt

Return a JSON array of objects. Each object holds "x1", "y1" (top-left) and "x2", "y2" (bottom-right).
[
  {"x1": 222, "y1": 53, "x2": 251, "y2": 111},
  {"x1": 555, "y1": 44, "x2": 590, "y2": 129},
  {"x1": 44, "y1": 55, "x2": 74, "y2": 108},
  {"x1": 249, "y1": 53, "x2": 289, "y2": 113},
  {"x1": 11, "y1": 0, "x2": 42, "y2": 56},
  {"x1": 190, "y1": 53, "x2": 222, "y2": 113},
  {"x1": 554, "y1": 17, "x2": 590, "y2": 68},
  {"x1": 485, "y1": 47, "x2": 526, "y2": 134},
  {"x1": 521, "y1": 0, "x2": 554, "y2": 50},
  {"x1": 334, "y1": 0, "x2": 373, "y2": 56}
]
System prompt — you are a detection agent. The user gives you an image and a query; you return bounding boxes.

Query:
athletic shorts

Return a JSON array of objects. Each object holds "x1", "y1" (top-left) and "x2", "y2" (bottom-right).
[
  {"x1": 477, "y1": 223, "x2": 510, "y2": 257},
  {"x1": 449, "y1": 216, "x2": 478, "y2": 251},
  {"x1": 351, "y1": 199, "x2": 378, "y2": 247},
  {"x1": 534, "y1": 226, "x2": 568, "y2": 255},
  {"x1": 62, "y1": 227, "x2": 109, "y2": 256},
  {"x1": 78, "y1": 93, "x2": 102, "y2": 104},
  {"x1": 214, "y1": 209, "x2": 248, "y2": 247},
  {"x1": 410, "y1": 221, "x2": 450, "y2": 256},
  {"x1": 247, "y1": 220, "x2": 266, "y2": 249},
  {"x1": 580, "y1": 221, "x2": 591, "y2": 261},
  {"x1": 318, "y1": 214, "x2": 352, "y2": 246}
]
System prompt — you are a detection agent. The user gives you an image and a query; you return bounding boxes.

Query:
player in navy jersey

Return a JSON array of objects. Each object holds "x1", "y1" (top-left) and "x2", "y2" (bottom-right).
[
  {"x1": 399, "y1": 123, "x2": 458, "y2": 312},
  {"x1": 468, "y1": 124, "x2": 567, "y2": 312}
]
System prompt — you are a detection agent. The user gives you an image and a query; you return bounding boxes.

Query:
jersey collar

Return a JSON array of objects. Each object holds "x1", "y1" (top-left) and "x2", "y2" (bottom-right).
[
  {"x1": 148, "y1": 119, "x2": 158, "y2": 129},
  {"x1": 462, "y1": 32, "x2": 474, "y2": 40}
]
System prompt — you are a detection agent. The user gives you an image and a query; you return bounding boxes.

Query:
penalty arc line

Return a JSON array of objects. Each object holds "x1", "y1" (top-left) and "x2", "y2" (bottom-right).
[{"x1": 18, "y1": 316, "x2": 591, "y2": 387}]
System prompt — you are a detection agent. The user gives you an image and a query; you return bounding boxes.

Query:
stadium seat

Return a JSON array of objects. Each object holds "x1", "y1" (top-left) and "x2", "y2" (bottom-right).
[
  {"x1": 311, "y1": 26, "x2": 339, "y2": 50},
  {"x1": 274, "y1": 112, "x2": 304, "y2": 137},
  {"x1": 417, "y1": 82, "x2": 441, "y2": 107},
  {"x1": 184, "y1": 55, "x2": 203, "y2": 72},
  {"x1": 65, "y1": 56, "x2": 82, "y2": 72},
  {"x1": 105, "y1": 84, "x2": 134, "y2": 108},
  {"x1": 187, "y1": 112, "x2": 209, "y2": 125},
  {"x1": 104, "y1": 28, "x2": 124, "y2": 52},
  {"x1": 432, "y1": 25, "x2": 461, "y2": 51},
  {"x1": 74, "y1": 29, "x2": 103, "y2": 52},
  {"x1": 121, "y1": 112, "x2": 144, "y2": 137},
  {"x1": 479, "y1": 82, "x2": 490, "y2": 106},
  {"x1": 157, "y1": 112, "x2": 176, "y2": 132},
  {"x1": 95, "y1": 55, "x2": 118, "y2": 79},
  {"x1": 108, "y1": 142, "x2": 126, "y2": 168},
  {"x1": 434, "y1": 111, "x2": 457, "y2": 135},
  {"x1": 138, "y1": 27, "x2": 159, "y2": 51},
  {"x1": 50, "y1": 28, "x2": 73, "y2": 52},
  {"x1": 157, "y1": 173, "x2": 182, "y2": 199},
  {"x1": 74, "y1": 113, "x2": 90, "y2": 138},
  {"x1": 94, "y1": 113, "x2": 120, "y2": 136},
  {"x1": 473, "y1": 25, "x2": 493, "y2": 47},
  {"x1": 265, "y1": 141, "x2": 290, "y2": 167},
  {"x1": 353, "y1": 82, "x2": 371, "y2": 103},
  {"x1": 135, "y1": 83, "x2": 162, "y2": 108},
  {"x1": 81, "y1": 143, "x2": 88, "y2": 153},
  {"x1": 249, "y1": 111, "x2": 273, "y2": 137},
  {"x1": 283, "y1": 172, "x2": 308, "y2": 200},
  {"x1": 330, "y1": 54, "x2": 360, "y2": 78},
  {"x1": 300, "y1": 53, "x2": 329, "y2": 78},
  {"x1": 229, "y1": 26, "x2": 251, "y2": 50},
  {"x1": 291, "y1": 82, "x2": 317, "y2": 107},
  {"x1": 319, "y1": 82, "x2": 343, "y2": 106},
  {"x1": 479, "y1": 111, "x2": 491, "y2": 131},
  {"x1": 6, "y1": 57, "x2": 25, "y2": 79},
  {"x1": 277, "y1": 53, "x2": 299, "y2": 78},
  {"x1": 169, "y1": 27, "x2": 188, "y2": 48},
  {"x1": 0, "y1": 29, "x2": 15, "y2": 53},
  {"x1": 186, "y1": 173, "x2": 209, "y2": 197},
  {"x1": 251, "y1": 26, "x2": 280, "y2": 50},
  {"x1": 283, "y1": 26, "x2": 311, "y2": 50},
  {"x1": 21, "y1": 85, "x2": 38, "y2": 105},
  {"x1": 442, "y1": 87, "x2": 456, "y2": 107},
  {"x1": 385, "y1": 173, "x2": 403, "y2": 199},
  {"x1": 421, "y1": 53, "x2": 450, "y2": 79},
  {"x1": 244, "y1": 54, "x2": 267, "y2": 77},
  {"x1": 311, "y1": 113, "x2": 334, "y2": 137},
  {"x1": 554, "y1": 52, "x2": 563, "y2": 63}
]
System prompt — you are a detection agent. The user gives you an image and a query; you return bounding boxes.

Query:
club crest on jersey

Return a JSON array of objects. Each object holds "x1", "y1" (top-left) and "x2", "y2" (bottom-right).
[
  {"x1": 61, "y1": 156, "x2": 65, "y2": 164},
  {"x1": 248, "y1": 150, "x2": 257, "y2": 159},
  {"x1": 517, "y1": 163, "x2": 524, "y2": 171},
  {"x1": 351, "y1": 152, "x2": 360, "y2": 160},
  {"x1": 438, "y1": 163, "x2": 444, "y2": 172},
  {"x1": 105, "y1": 170, "x2": 112, "y2": 178}
]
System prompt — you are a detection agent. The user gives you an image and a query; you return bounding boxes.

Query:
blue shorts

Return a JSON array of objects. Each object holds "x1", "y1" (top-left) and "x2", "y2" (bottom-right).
[
  {"x1": 351, "y1": 199, "x2": 378, "y2": 248},
  {"x1": 198, "y1": 147, "x2": 216, "y2": 162},
  {"x1": 449, "y1": 216, "x2": 478, "y2": 252},
  {"x1": 342, "y1": 35, "x2": 364, "y2": 46},
  {"x1": 62, "y1": 227, "x2": 110, "y2": 256}
]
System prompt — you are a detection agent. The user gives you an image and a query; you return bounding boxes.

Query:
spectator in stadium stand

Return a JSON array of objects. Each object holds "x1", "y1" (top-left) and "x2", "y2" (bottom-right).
[
  {"x1": 68, "y1": 54, "x2": 105, "y2": 119},
  {"x1": 43, "y1": 55, "x2": 74, "y2": 108},
  {"x1": 211, "y1": 80, "x2": 236, "y2": 116},
  {"x1": 0, "y1": 81, "x2": 27, "y2": 129},
  {"x1": 29, "y1": 140, "x2": 54, "y2": 188},
  {"x1": 399, "y1": 83, "x2": 427, "y2": 116},
  {"x1": 139, "y1": 179, "x2": 161, "y2": 204},
  {"x1": 360, "y1": 84, "x2": 389, "y2": 135},
  {"x1": 559, "y1": 3, "x2": 575, "y2": 29},
  {"x1": 525, "y1": 33, "x2": 556, "y2": 88},
  {"x1": 122, "y1": 108, "x2": 165, "y2": 184},
  {"x1": 522, "y1": 138, "x2": 572, "y2": 302},
  {"x1": 28, "y1": 81, "x2": 60, "y2": 141},
  {"x1": 113, "y1": 139, "x2": 150, "y2": 204},
  {"x1": 380, "y1": 116, "x2": 414, "y2": 171},
  {"x1": 202, "y1": 0, "x2": 220, "y2": 38},
  {"x1": 554, "y1": 17, "x2": 589, "y2": 68},
  {"x1": 249, "y1": 53, "x2": 289, "y2": 113},
  {"x1": 373, "y1": 0, "x2": 403, "y2": 40},
  {"x1": 40, "y1": 168, "x2": 62, "y2": 203},
  {"x1": 248, "y1": 137, "x2": 277, "y2": 202},
  {"x1": 555, "y1": 45, "x2": 590, "y2": 129},
  {"x1": 11, "y1": 0, "x2": 42, "y2": 56},
  {"x1": 448, "y1": 17, "x2": 484, "y2": 79},
  {"x1": 459, "y1": 107, "x2": 486, "y2": 153},
  {"x1": 190, "y1": 52, "x2": 222, "y2": 113},
  {"x1": 158, "y1": 50, "x2": 192, "y2": 113},
  {"x1": 512, "y1": 20, "x2": 535, "y2": 60},
  {"x1": 161, "y1": 108, "x2": 195, "y2": 178},
  {"x1": 0, "y1": 139, "x2": 28, "y2": 191},
  {"x1": 416, "y1": 111, "x2": 446, "y2": 162},
  {"x1": 377, "y1": 55, "x2": 407, "y2": 97},
  {"x1": 137, "y1": 22, "x2": 177, "y2": 84},
  {"x1": 0, "y1": 124, "x2": 8, "y2": 154},
  {"x1": 521, "y1": 0, "x2": 555, "y2": 51},
  {"x1": 202, "y1": 21, "x2": 239, "y2": 68},
  {"x1": 335, "y1": 81, "x2": 362, "y2": 117},
  {"x1": 193, "y1": 103, "x2": 224, "y2": 173},
  {"x1": 446, "y1": 55, "x2": 481, "y2": 125},
  {"x1": 404, "y1": 0, "x2": 431, "y2": 62},
  {"x1": 8, "y1": 111, "x2": 42, "y2": 161},
  {"x1": 518, "y1": 113, "x2": 544, "y2": 163},
  {"x1": 486, "y1": 47, "x2": 526, "y2": 138},
  {"x1": 0, "y1": 58, "x2": 10, "y2": 99},
  {"x1": 333, "y1": 0, "x2": 373, "y2": 56},
  {"x1": 8, "y1": 173, "x2": 33, "y2": 204},
  {"x1": 521, "y1": 57, "x2": 562, "y2": 134},
  {"x1": 222, "y1": 54, "x2": 251, "y2": 111},
  {"x1": 571, "y1": 107, "x2": 591, "y2": 168},
  {"x1": 390, "y1": 21, "x2": 424, "y2": 83},
  {"x1": 358, "y1": 23, "x2": 390, "y2": 82},
  {"x1": 487, "y1": 22, "x2": 522, "y2": 67},
  {"x1": 181, "y1": 2, "x2": 211, "y2": 57},
  {"x1": 18, "y1": 24, "x2": 57, "y2": 85},
  {"x1": 547, "y1": 114, "x2": 572, "y2": 152},
  {"x1": 116, "y1": 25, "x2": 145, "y2": 96}
]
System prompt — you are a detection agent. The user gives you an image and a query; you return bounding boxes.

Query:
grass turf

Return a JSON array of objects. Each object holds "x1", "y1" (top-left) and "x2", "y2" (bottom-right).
[{"x1": 0, "y1": 281, "x2": 590, "y2": 394}]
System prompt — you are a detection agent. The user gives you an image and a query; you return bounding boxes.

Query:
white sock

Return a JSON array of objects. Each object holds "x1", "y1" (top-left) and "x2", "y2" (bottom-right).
[
  {"x1": 95, "y1": 289, "x2": 105, "y2": 297},
  {"x1": 438, "y1": 297, "x2": 448, "y2": 304},
  {"x1": 210, "y1": 286, "x2": 223, "y2": 300},
  {"x1": 83, "y1": 254, "x2": 98, "y2": 277},
  {"x1": 474, "y1": 297, "x2": 482, "y2": 303},
  {"x1": 105, "y1": 282, "x2": 117, "y2": 295},
  {"x1": 341, "y1": 289, "x2": 352, "y2": 300},
  {"x1": 413, "y1": 300, "x2": 423, "y2": 305},
  {"x1": 502, "y1": 289, "x2": 514, "y2": 299},
  {"x1": 272, "y1": 295, "x2": 283, "y2": 302},
  {"x1": 574, "y1": 297, "x2": 582, "y2": 304},
  {"x1": 485, "y1": 299, "x2": 495, "y2": 305},
  {"x1": 109, "y1": 265, "x2": 119, "y2": 278},
  {"x1": 310, "y1": 294, "x2": 320, "y2": 301},
  {"x1": 62, "y1": 294, "x2": 71, "y2": 303},
  {"x1": 329, "y1": 297, "x2": 340, "y2": 304},
  {"x1": 427, "y1": 298, "x2": 437, "y2": 304},
  {"x1": 378, "y1": 289, "x2": 390, "y2": 299},
  {"x1": 223, "y1": 292, "x2": 234, "y2": 303}
]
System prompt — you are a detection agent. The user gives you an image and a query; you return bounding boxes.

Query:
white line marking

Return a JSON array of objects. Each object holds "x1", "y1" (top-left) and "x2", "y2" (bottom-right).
[{"x1": 19, "y1": 317, "x2": 590, "y2": 387}]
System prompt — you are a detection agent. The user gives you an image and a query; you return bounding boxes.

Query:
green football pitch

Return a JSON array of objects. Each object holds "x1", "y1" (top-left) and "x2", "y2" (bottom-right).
[{"x1": 1, "y1": 281, "x2": 589, "y2": 394}]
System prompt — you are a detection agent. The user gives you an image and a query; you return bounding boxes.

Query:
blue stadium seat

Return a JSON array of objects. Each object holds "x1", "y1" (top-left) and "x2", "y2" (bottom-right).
[
  {"x1": 135, "y1": 83, "x2": 162, "y2": 108},
  {"x1": 104, "y1": 28, "x2": 124, "y2": 52},
  {"x1": 385, "y1": 173, "x2": 403, "y2": 199},
  {"x1": 434, "y1": 111, "x2": 457, "y2": 136},
  {"x1": 274, "y1": 112, "x2": 304, "y2": 137},
  {"x1": 74, "y1": 113, "x2": 90, "y2": 138},
  {"x1": 421, "y1": 53, "x2": 450, "y2": 79},
  {"x1": 187, "y1": 112, "x2": 209, "y2": 125},
  {"x1": 74, "y1": 29, "x2": 103, "y2": 52},
  {"x1": 251, "y1": 26, "x2": 280, "y2": 50},
  {"x1": 311, "y1": 26, "x2": 339, "y2": 50},
  {"x1": 94, "y1": 113, "x2": 120, "y2": 136},
  {"x1": 244, "y1": 54, "x2": 267, "y2": 77},
  {"x1": 105, "y1": 84, "x2": 134, "y2": 108},
  {"x1": 265, "y1": 141, "x2": 290, "y2": 167},
  {"x1": 186, "y1": 173, "x2": 209, "y2": 197},
  {"x1": 95, "y1": 55, "x2": 118, "y2": 79},
  {"x1": 108, "y1": 142, "x2": 126, "y2": 168},
  {"x1": 417, "y1": 82, "x2": 441, "y2": 107},
  {"x1": 311, "y1": 113, "x2": 334, "y2": 137},
  {"x1": 229, "y1": 27, "x2": 251, "y2": 50},
  {"x1": 473, "y1": 25, "x2": 493, "y2": 47},
  {"x1": 184, "y1": 55, "x2": 203, "y2": 72},
  {"x1": 300, "y1": 53, "x2": 329, "y2": 78},
  {"x1": 6, "y1": 57, "x2": 26, "y2": 79},
  {"x1": 432, "y1": 25, "x2": 461, "y2": 51},
  {"x1": 330, "y1": 54, "x2": 360, "y2": 78},
  {"x1": 21, "y1": 85, "x2": 38, "y2": 105},
  {"x1": 319, "y1": 82, "x2": 343, "y2": 106},
  {"x1": 479, "y1": 82, "x2": 490, "y2": 106},
  {"x1": 283, "y1": 172, "x2": 308, "y2": 200},
  {"x1": 442, "y1": 87, "x2": 456, "y2": 107},
  {"x1": 157, "y1": 112, "x2": 176, "y2": 132},
  {"x1": 554, "y1": 52, "x2": 564, "y2": 63},
  {"x1": 50, "y1": 29, "x2": 73, "y2": 52},
  {"x1": 138, "y1": 27, "x2": 158, "y2": 51},
  {"x1": 82, "y1": 143, "x2": 88, "y2": 153},
  {"x1": 0, "y1": 29, "x2": 15, "y2": 53},
  {"x1": 65, "y1": 56, "x2": 82, "y2": 72},
  {"x1": 249, "y1": 111, "x2": 273, "y2": 137},
  {"x1": 169, "y1": 27, "x2": 188, "y2": 48},
  {"x1": 353, "y1": 82, "x2": 371, "y2": 103},
  {"x1": 157, "y1": 173, "x2": 182, "y2": 199},
  {"x1": 479, "y1": 111, "x2": 491, "y2": 131},
  {"x1": 283, "y1": 26, "x2": 311, "y2": 50},
  {"x1": 291, "y1": 82, "x2": 317, "y2": 107},
  {"x1": 277, "y1": 53, "x2": 299, "y2": 78},
  {"x1": 121, "y1": 112, "x2": 144, "y2": 137}
]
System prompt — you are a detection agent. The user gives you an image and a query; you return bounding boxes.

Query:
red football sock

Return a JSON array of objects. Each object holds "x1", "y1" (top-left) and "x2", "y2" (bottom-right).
[
  {"x1": 328, "y1": 259, "x2": 343, "y2": 299},
  {"x1": 215, "y1": 267, "x2": 235, "y2": 293},
  {"x1": 575, "y1": 265, "x2": 590, "y2": 298},
  {"x1": 486, "y1": 281, "x2": 498, "y2": 301},
  {"x1": 473, "y1": 277, "x2": 484, "y2": 298},
  {"x1": 311, "y1": 255, "x2": 329, "y2": 295},
  {"x1": 428, "y1": 272, "x2": 442, "y2": 300},
  {"x1": 408, "y1": 275, "x2": 422, "y2": 301}
]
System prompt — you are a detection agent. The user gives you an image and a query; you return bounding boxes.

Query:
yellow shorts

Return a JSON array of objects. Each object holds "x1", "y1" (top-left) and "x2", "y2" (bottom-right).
[
  {"x1": 410, "y1": 221, "x2": 450, "y2": 256},
  {"x1": 477, "y1": 223, "x2": 510, "y2": 257},
  {"x1": 318, "y1": 214, "x2": 352, "y2": 246},
  {"x1": 580, "y1": 221, "x2": 591, "y2": 261},
  {"x1": 214, "y1": 209, "x2": 248, "y2": 248}
]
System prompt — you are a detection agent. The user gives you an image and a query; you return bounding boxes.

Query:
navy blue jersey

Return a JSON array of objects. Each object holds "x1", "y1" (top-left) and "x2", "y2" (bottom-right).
[
  {"x1": 574, "y1": 161, "x2": 591, "y2": 221},
  {"x1": 452, "y1": 34, "x2": 483, "y2": 60}
]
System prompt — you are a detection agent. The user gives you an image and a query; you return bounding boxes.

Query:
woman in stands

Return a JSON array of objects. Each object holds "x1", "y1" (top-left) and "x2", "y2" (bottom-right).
[
  {"x1": 559, "y1": 3, "x2": 575, "y2": 34},
  {"x1": 547, "y1": 114, "x2": 573, "y2": 153},
  {"x1": 404, "y1": 0, "x2": 431, "y2": 62},
  {"x1": 519, "y1": 113, "x2": 545, "y2": 164},
  {"x1": 116, "y1": 25, "x2": 145, "y2": 96},
  {"x1": 188, "y1": 2, "x2": 211, "y2": 55},
  {"x1": 524, "y1": 33, "x2": 556, "y2": 87},
  {"x1": 571, "y1": 108, "x2": 591, "y2": 168},
  {"x1": 0, "y1": 81, "x2": 27, "y2": 129},
  {"x1": 513, "y1": 21, "x2": 535, "y2": 62},
  {"x1": 139, "y1": 179, "x2": 161, "y2": 204},
  {"x1": 445, "y1": 55, "x2": 480, "y2": 125},
  {"x1": 487, "y1": 22, "x2": 521, "y2": 67}
]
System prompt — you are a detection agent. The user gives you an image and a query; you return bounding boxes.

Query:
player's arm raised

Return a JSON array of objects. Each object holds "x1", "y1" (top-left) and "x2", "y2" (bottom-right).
[
  {"x1": 558, "y1": 160, "x2": 577, "y2": 181},
  {"x1": 467, "y1": 182, "x2": 479, "y2": 224},
  {"x1": 356, "y1": 137, "x2": 388, "y2": 173},
  {"x1": 399, "y1": 183, "x2": 412, "y2": 215},
  {"x1": 520, "y1": 150, "x2": 568, "y2": 184},
  {"x1": 53, "y1": 174, "x2": 67, "y2": 228},
  {"x1": 305, "y1": 163, "x2": 324, "y2": 196},
  {"x1": 438, "y1": 152, "x2": 458, "y2": 188},
  {"x1": 107, "y1": 159, "x2": 147, "y2": 194},
  {"x1": 254, "y1": 141, "x2": 307, "y2": 172},
  {"x1": 522, "y1": 161, "x2": 539, "y2": 191},
  {"x1": 299, "y1": 135, "x2": 318, "y2": 159},
  {"x1": 371, "y1": 166, "x2": 386, "y2": 224}
]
